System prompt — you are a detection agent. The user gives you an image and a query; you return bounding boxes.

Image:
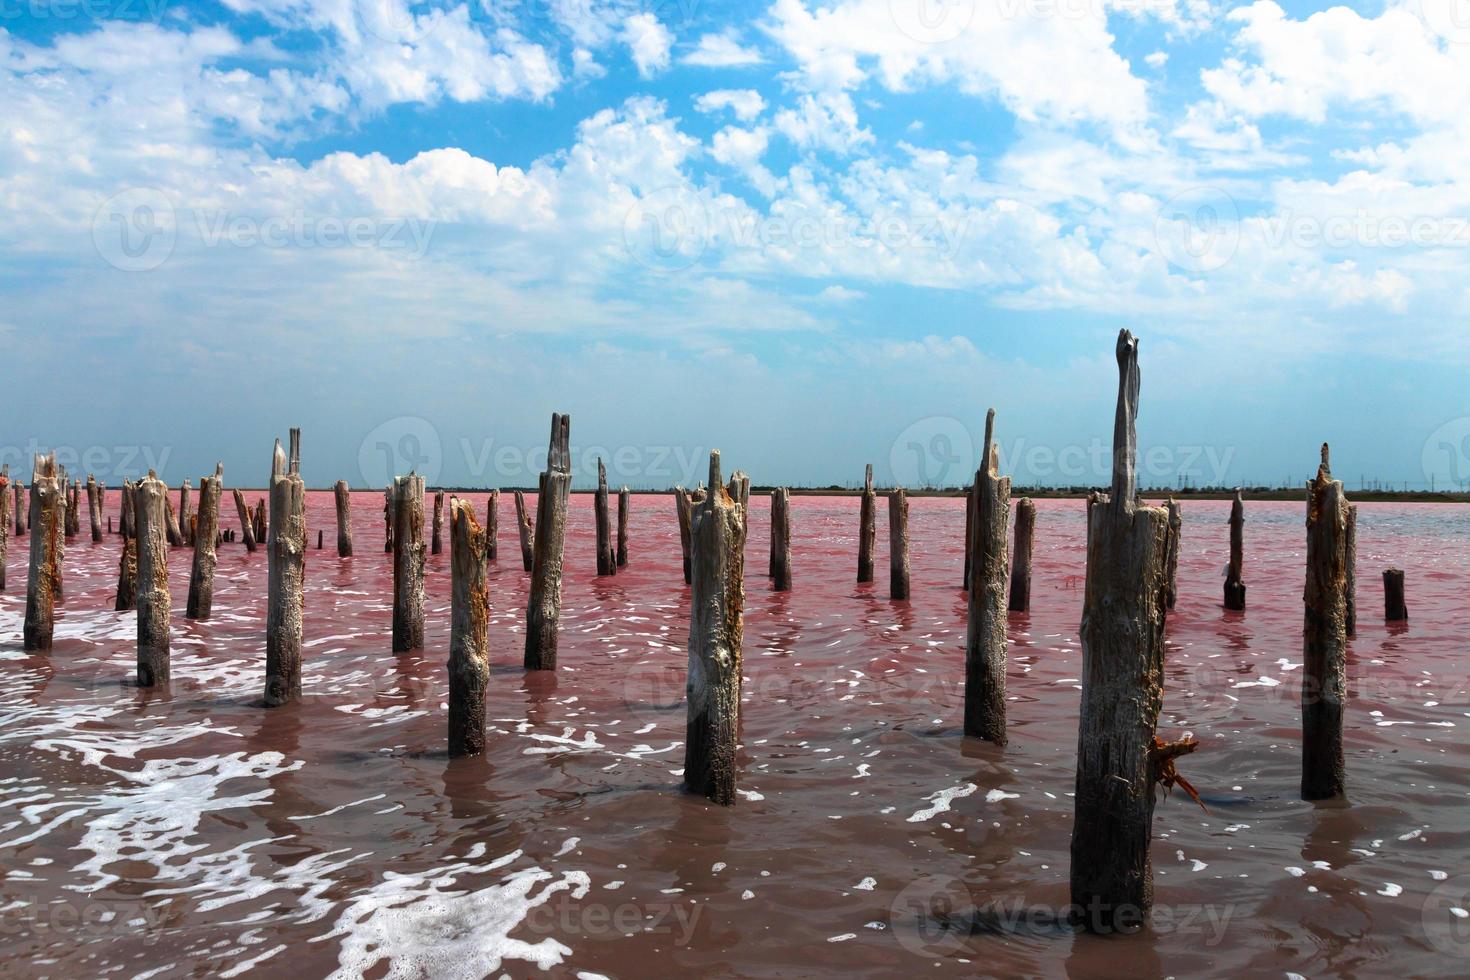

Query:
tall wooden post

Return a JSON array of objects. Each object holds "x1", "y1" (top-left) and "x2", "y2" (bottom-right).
[
  {"x1": 1224, "y1": 491, "x2": 1246, "y2": 610},
  {"x1": 115, "y1": 481, "x2": 137, "y2": 612},
  {"x1": 675, "y1": 487, "x2": 694, "y2": 584},
  {"x1": 1345, "y1": 505, "x2": 1358, "y2": 638},
  {"x1": 1071, "y1": 330, "x2": 1180, "y2": 932},
  {"x1": 966, "y1": 409, "x2": 1010, "y2": 744},
  {"x1": 86, "y1": 475, "x2": 104, "y2": 542},
  {"x1": 617, "y1": 486, "x2": 629, "y2": 567},
  {"x1": 1303, "y1": 443, "x2": 1349, "y2": 802},
  {"x1": 888, "y1": 488, "x2": 910, "y2": 600},
  {"x1": 187, "y1": 464, "x2": 223, "y2": 620},
  {"x1": 252, "y1": 498, "x2": 266, "y2": 545},
  {"x1": 1008, "y1": 497, "x2": 1035, "y2": 613},
  {"x1": 1383, "y1": 568, "x2": 1407, "y2": 621},
  {"x1": 392, "y1": 473, "x2": 426, "y2": 653},
  {"x1": 448, "y1": 498, "x2": 490, "y2": 757},
  {"x1": 857, "y1": 464, "x2": 876, "y2": 584},
  {"x1": 334, "y1": 480, "x2": 353, "y2": 557},
  {"x1": 12, "y1": 478, "x2": 23, "y2": 536},
  {"x1": 65, "y1": 478, "x2": 80, "y2": 538},
  {"x1": 163, "y1": 492, "x2": 184, "y2": 547},
  {"x1": 431, "y1": 489, "x2": 445, "y2": 556},
  {"x1": 383, "y1": 484, "x2": 393, "y2": 554},
  {"x1": 233, "y1": 488, "x2": 257, "y2": 552},
  {"x1": 133, "y1": 472, "x2": 170, "y2": 686},
  {"x1": 266, "y1": 439, "x2": 306, "y2": 706},
  {"x1": 685, "y1": 451, "x2": 745, "y2": 805},
  {"x1": 486, "y1": 489, "x2": 499, "y2": 561},
  {"x1": 23, "y1": 454, "x2": 62, "y2": 651},
  {"x1": 525, "y1": 413, "x2": 571, "y2": 670},
  {"x1": 963, "y1": 484, "x2": 974, "y2": 591},
  {"x1": 0, "y1": 465, "x2": 8, "y2": 591},
  {"x1": 1163, "y1": 499, "x2": 1182, "y2": 611},
  {"x1": 595, "y1": 458, "x2": 615, "y2": 576},
  {"x1": 770, "y1": 487, "x2": 792, "y2": 591},
  {"x1": 514, "y1": 490, "x2": 534, "y2": 572},
  {"x1": 179, "y1": 481, "x2": 194, "y2": 546}
]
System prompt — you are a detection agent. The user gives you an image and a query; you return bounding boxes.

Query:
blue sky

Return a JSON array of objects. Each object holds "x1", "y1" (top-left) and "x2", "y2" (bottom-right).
[{"x1": 2, "y1": 0, "x2": 1469, "y2": 490}]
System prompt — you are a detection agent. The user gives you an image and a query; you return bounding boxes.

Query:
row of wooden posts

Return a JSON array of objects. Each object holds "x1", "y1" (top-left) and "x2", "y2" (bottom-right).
[{"x1": 7, "y1": 332, "x2": 1405, "y2": 930}]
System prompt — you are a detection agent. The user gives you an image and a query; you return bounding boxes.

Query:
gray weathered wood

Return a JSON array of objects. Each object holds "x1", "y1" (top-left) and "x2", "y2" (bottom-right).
[
  {"x1": 383, "y1": 484, "x2": 393, "y2": 554},
  {"x1": 86, "y1": 475, "x2": 103, "y2": 542},
  {"x1": 179, "y1": 480, "x2": 194, "y2": 546},
  {"x1": 1224, "y1": 491, "x2": 1246, "y2": 610},
  {"x1": 448, "y1": 498, "x2": 490, "y2": 757},
  {"x1": 514, "y1": 489, "x2": 534, "y2": 572},
  {"x1": 0, "y1": 466, "x2": 8, "y2": 590},
  {"x1": 858, "y1": 465, "x2": 876, "y2": 584},
  {"x1": 233, "y1": 488, "x2": 257, "y2": 552},
  {"x1": 525, "y1": 413, "x2": 571, "y2": 670},
  {"x1": 617, "y1": 486, "x2": 629, "y2": 567},
  {"x1": 392, "y1": 473, "x2": 426, "y2": 653},
  {"x1": 12, "y1": 478, "x2": 23, "y2": 536},
  {"x1": 1345, "y1": 504, "x2": 1358, "y2": 638},
  {"x1": 431, "y1": 489, "x2": 445, "y2": 556},
  {"x1": 486, "y1": 489, "x2": 499, "y2": 561},
  {"x1": 595, "y1": 458, "x2": 614, "y2": 576},
  {"x1": 1163, "y1": 498, "x2": 1182, "y2": 611},
  {"x1": 888, "y1": 488, "x2": 910, "y2": 600},
  {"x1": 1008, "y1": 497, "x2": 1035, "y2": 613},
  {"x1": 187, "y1": 464, "x2": 223, "y2": 620},
  {"x1": 1303, "y1": 443, "x2": 1349, "y2": 802},
  {"x1": 966, "y1": 409, "x2": 1010, "y2": 744},
  {"x1": 115, "y1": 481, "x2": 137, "y2": 612},
  {"x1": 65, "y1": 478, "x2": 80, "y2": 538},
  {"x1": 1383, "y1": 568, "x2": 1407, "y2": 621},
  {"x1": 1071, "y1": 330, "x2": 1180, "y2": 932},
  {"x1": 770, "y1": 486, "x2": 791, "y2": 591},
  {"x1": 164, "y1": 491, "x2": 184, "y2": 547},
  {"x1": 23, "y1": 454, "x2": 62, "y2": 650},
  {"x1": 685, "y1": 451, "x2": 745, "y2": 805},
  {"x1": 963, "y1": 483, "x2": 975, "y2": 592},
  {"x1": 265, "y1": 440, "x2": 306, "y2": 706},
  {"x1": 675, "y1": 486, "x2": 694, "y2": 584},
  {"x1": 133, "y1": 471, "x2": 171, "y2": 686},
  {"x1": 334, "y1": 480, "x2": 353, "y2": 557},
  {"x1": 252, "y1": 498, "x2": 266, "y2": 545}
]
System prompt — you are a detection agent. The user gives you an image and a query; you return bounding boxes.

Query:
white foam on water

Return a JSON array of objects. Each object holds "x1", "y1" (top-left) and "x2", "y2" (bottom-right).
[{"x1": 907, "y1": 784, "x2": 977, "y2": 823}]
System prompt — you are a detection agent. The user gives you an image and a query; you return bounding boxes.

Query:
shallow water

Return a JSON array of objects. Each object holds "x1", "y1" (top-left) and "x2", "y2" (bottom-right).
[{"x1": 2, "y1": 492, "x2": 1469, "y2": 978}]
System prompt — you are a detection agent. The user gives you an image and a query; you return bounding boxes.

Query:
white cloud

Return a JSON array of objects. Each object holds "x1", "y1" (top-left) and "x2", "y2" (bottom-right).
[
  {"x1": 694, "y1": 89, "x2": 767, "y2": 123},
  {"x1": 774, "y1": 92, "x2": 873, "y2": 155},
  {"x1": 711, "y1": 126, "x2": 782, "y2": 197},
  {"x1": 622, "y1": 12, "x2": 673, "y2": 79},
  {"x1": 681, "y1": 31, "x2": 764, "y2": 68}
]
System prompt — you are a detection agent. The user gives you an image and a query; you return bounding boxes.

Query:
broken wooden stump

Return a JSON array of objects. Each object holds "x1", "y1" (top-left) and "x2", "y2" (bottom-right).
[
  {"x1": 64, "y1": 478, "x2": 80, "y2": 538},
  {"x1": 265, "y1": 440, "x2": 306, "y2": 706},
  {"x1": 888, "y1": 488, "x2": 910, "y2": 600},
  {"x1": 1303, "y1": 443, "x2": 1349, "y2": 802},
  {"x1": 431, "y1": 489, "x2": 445, "y2": 556},
  {"x1": 1071, "y1": 330, "x2": 1180, "y2": 933},
  {"x1": 86, "y1": 475, "x2": 104, "y2": 542},
  {"x1": 252, "y1": 498, "x2": 266, "y2": 545},
  {"x1": 114, "y1": 481, "x2": 137, "y2": 612},
  {"x1": 965, "y1": 409, "x2": 1010, "y2": 744},
  {"x1": 233, "y1": 488, "x2": 257, "y2": 552},
  {"x1": 132, "y1": 472, "x2": 171, "y2": 686},
  {"x1": 392, "y1": 473, "x2": 426, "y2": 653},
  {"x1": 334, "y1": 480, "x2": 353, "y2": 557},
  {"x1": 187, "y1": 464, "x2": 223, "y2": 620},
  {"x1": 595, "y1": 458, "x2": 615, "y2": 576},
  {"x1": 1345, "y1": 504, "x2": 1358, "y2": 638},
  {"x1": 1384, "y1": 568, "x2": 1407, "y2": 621},
  {"x1": 675, "y1": 487, "x2": 694, "y2": 584},
  {"x1": 486, "y1": 489, "x2": 499, "y2": 561},
  {"x1": 23, "y1": 455, "x2": 63, "y2": 651},
  {"x1": 1224, "y1": 491, "x2": 1246, "y2": 610},
  {"x1": 525, "y1": 413, "x2": 571, "y2": 670},
  {"x1": 514, "y1": 489, "x2": 534, "y2": 572},
  {"x1": 1008, "y1": 498, "x2": 1035, "y2": 613},
  {"x1": 1163, "y1": 498, "x2": 1182, "y2": 611},
  {"x1": 963, "y1": 483, "x2": 974, "y2": 592},
  {"x1": 383, "y1": 484, "x2": 393, "y2": 554},
  {"x1": 685, "y1": 450, "x2": 746, "y2": 805},
  {"x1": 164, "y1": 492, "x2": 184, "y2": 547},
  {"x1": 858, "y1": 464, "x2": 876, "y2": 584},
  {"x1": 770, "y1": 486, "x2": 792, "y2": 591},
  {"x1": 617, "y1": 486, "x2": 629, "y2": 567},
  {"x1": 12, "y1": 478, "x2": 23, "y2": 536},
  {"x1": 448, "y1": 498, "x2": 490, "y2": 757},
  {"x1": 179, "y1": 481, "x2": 194, "y2": 546}
]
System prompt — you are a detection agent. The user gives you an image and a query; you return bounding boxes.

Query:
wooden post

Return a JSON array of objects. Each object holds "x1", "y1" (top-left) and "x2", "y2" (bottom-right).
[
  {"x1": 334, "y1": 480, "x2": 353, "y2": 557},
  {"x1": 383, "y1": 484, "x2": 393, "y2": 554},
  {"x1": 595, "y1": 458, "x2": 615, "y2": 576},
  {"x1": 13, "y1": 478, "x2": 23, "y2": 537},
  {"x1": 132, "y1": 472, "x2": 170, "y2": 686},
  {"x1": 179, "y1": 481, "x2": 194, "y2": 546},
  {"x1": 0, "y1": 466, "x2": 8, "y2": 591},
  {"x1": 86, "y1": 475, "x2": 103, "y2": 542},
  {"x1": 114, "y1": 481, "x2": 137, "y2": 612},
  {"x1": 858, "y1": 464, "x2": 876, "y2": 584},
  {"x1": 1008, "y1": 497, "x2": 1035, "y2": 613},
  {"x1": 514, "y1": 490, "x2": 534, "y2": 572},
  {"x1": 265, "y1": 440, "x2": 306, "y2": 706},
  {"x1": 252, "y1": 498, "x2": 266, "y2": 544},
  {"x1": 187, "y1": 464, "x2": 223, "y2": 620},
  {"x1": 65, "y1": 478, "x2": 80, "y2": 538},
  {"x1": 685, "y1": 451, "x2": 745, "y2": 805},
  {"x1": 728, "y1": 471, "x2": 750, "y2": 547},
  {"x1": 1071, "y1": 330, "x2": 1181, "y2": 932},
  {"x1": 233, "y1": 488, "x2": 257, "y2": 552},
  {"x1": 1303, "y1": 443, "x2": 1349, "y2": 802},
  {"x1": 888, "y1": 488, "x2": 910, "y2": 600},
  {"x1": 963, "y1": 483, "x2": 974, "y2": 592},
  {"x1": 23, "y1": 454, "x2": 62, "y2": 651},
  {"x1": 431, "y1": 489, "x2": 445, "y2": 556},
  {"x1": 1384, "y1": 568, "x2": 1407, "y2": 621},
  {"x1": 448, "y1": 498, "x2": 490, "y2": 757},
  {"x1": 1345, "y1": 505, "x2": 1358, "y2": 638},
  {"x1": 617, "y1": 486, "x2": 629, "y2": 567},
  {"x1": 966, "y1": 409, "x2": 1010, "y2": 744},
  {"x1": 769, "y1": 487, "x2": 792, "y2": 591},
  {"x1": 392, "y1": 473, "x2": 426, "y2": 653},
  {"x1": 525, "y1": 413, "x2": 571, "y2": 670},
  {"x1": 486, "y1": 489, "x2": 499, "y2": 561},
  {"x1": 164, "y1": 492, "x2": 184, "y2": 547},
  {"x1": 675, "y1": 486, "x2": 694, "y2": 585},
  {"x1": 1163, "y1": 499, "x2": 1182, "y2": 611},
  {"x1": 1224, "y1": 491, "x2": 1246, "y2": 610}
]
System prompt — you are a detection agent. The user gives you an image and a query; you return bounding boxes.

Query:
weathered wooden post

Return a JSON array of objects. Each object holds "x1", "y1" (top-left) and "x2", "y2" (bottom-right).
[
  {"x1": 23, "y1": 455, "x2": 62, "y2": 651},
  {"x1": 525, "y1": 413, "x2": 571, "y2": 670},
  {"x1": 1163, "y1": 499, "x2": 1182, "y2": 610},
  {"x1": 514, "y1": 490, "x2": 534, "y2": 572},
  {"x1": 966, "y1": 409, "x2": 1010, "y2": 744},
  {"x1": 179, "y1": 481, "x2": 194, "y2": 546},
  {"x1": 164, "y1": 493, "x2": 184, "y2": 547},
  {"x1": 252, "y1": 498, "x2": 266, "y2": 544},
  {"x1": 187, "y1": 464, "x2": 223, "y2": 620},
  {"x1": 86, "y1": 475, "x2": 104, "y2": 542},
  {"x1": 0, "y1": 465, "x2": 8, "y2": 591},
  {"x1": 858, "y1": 464, "x2": 875, "y2": 584},
  {"x1": 617, "y1": 486, "x2": 629, "y2": 567},
  {"x1": 1224, "y1": 491, "x2": 1246, "y2": 610},
  {"x1": 675, "y1": 487, "x2": 694, "y2": 584},
  {"x1": 392, "y1": 473, "x2": 426, "y2": 653},
  {"x1": 233, "y1": 488, "x2": 257, "y2": 552},
  {"x1": 115, "y1": 481, "x2": 137, "y2": 612},
  {"x1": 431, "y1": 489, "x2": 445, "y2": 556},
  {"x1": 728, "y1": 471, "x2": 750, "y2": 548},
  {"x1": 448, "y1": 498, "x2": 490, "y2": 757},
  {"x1": 888, "y1": 488, "x2": 910, "y2": 600},
  {"x1": 1008, "y1": 497, "x2": 1035, "y2": 613},
  {"x1": 383, "y1": 484, "x2": 394, "y2": 554},
  {"x1": 595, "y1": 458, "x2": 615, "y2": 576},
  {"x1": 486, "y1": 489, "x2": 499, "y2": 561},
  {"x1": 685, "y1": 451, "x2": 745, "y2": 805},
  {"x1": 1384, "y1": 568, "x2": 1407, "y2": 621},
  {"x1": 1303, "y1": 443, "x2": 1349, "y2": 802},
  {"x1": 13, "y1": 478, "x2": 23, "y2": 536},
  {"x1": 334, "y1": 480, "x2": 353, "y2": 557},
  {"x1": 65, "y1": 478, "x2": 80, "y2": 538},
  {"x1": 1345, "y1": 505, "x2": 1358, "y2": 638},
  {"x1": 1071, "y1": 330, "x2": 1188, "y2": 932},
  {"x1": 769, "y1": 486, "x2": 792, "y2": 591},
  {"x1": 963, "y1": 484, "x2": 974, "y2": 592},
  {"x1": 265, "y1": 439, "x2": 306, "y2": 706},
  {"x1": 133, "y1": 472, "x2": 170, "y2": 686}
]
